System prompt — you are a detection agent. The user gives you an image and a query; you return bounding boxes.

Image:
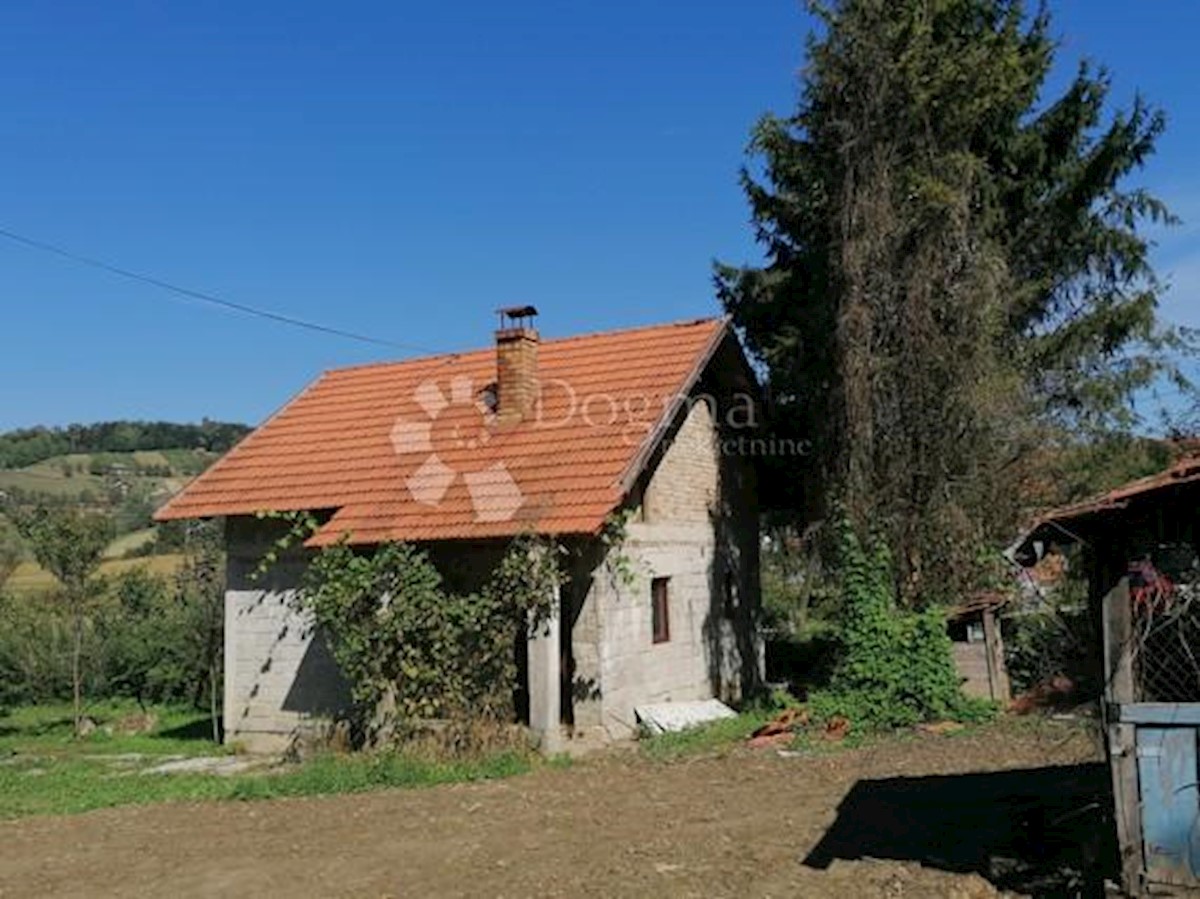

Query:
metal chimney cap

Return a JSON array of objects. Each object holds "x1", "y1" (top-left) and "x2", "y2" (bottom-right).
[{"x1": 496, "y1": 305, "x2": 539, "y2": 329}]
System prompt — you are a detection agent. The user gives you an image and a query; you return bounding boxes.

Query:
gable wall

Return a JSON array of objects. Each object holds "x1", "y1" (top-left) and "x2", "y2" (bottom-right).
[
  {"x1": 642, "y1": 396, "x2": 719, "y2": 523},
  {"x1": 570, "y1": 383, "x2": 763, "y2": 741}
]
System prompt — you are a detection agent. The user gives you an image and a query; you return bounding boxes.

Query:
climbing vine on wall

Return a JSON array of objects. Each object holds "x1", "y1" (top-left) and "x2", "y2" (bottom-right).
[
  {"x1": 249, "y1": 509, "x2": 320, "y2": 581},
  {"x1": 599, "y1": 508, "x2": 640, "y2": 591},
  {"x1": 807, "y1": 521, "x2": 994, "y2": 730},
  {"x1": 292, "y1": 533, "x2": 560, "y2": 740}
]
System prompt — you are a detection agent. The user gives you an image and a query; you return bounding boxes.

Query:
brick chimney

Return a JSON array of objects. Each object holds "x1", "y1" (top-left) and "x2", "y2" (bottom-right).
[{"x1": 495, "y1": 305, "x2": 539, "y2": 424}]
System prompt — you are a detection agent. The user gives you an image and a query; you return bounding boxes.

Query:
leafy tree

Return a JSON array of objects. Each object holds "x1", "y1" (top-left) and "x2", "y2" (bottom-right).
[
  {"x1": 13, "y1": 508, "x2": 112, "y2": 733},
  {"x1": 717, "y1": 0, "x2": 1182, "y2": 600},
  {"x1": 173, "y1": 520, "x2": 225, "y2": 741},
  {"x1": 101, "y1": 567, "x2": 175, "y2": 707},
  {"x1": 0, "y1": 592, "x2": 74, "y2": 706},
  {"x1": 0, "y1": 516, "x2": 23, "y2": 587},
  {"x1": 95, "y1": 524, "x2": 223, "y2": 736},
  {"x1": 761, "y1": 521, "x2": 838, "y2": 635}
]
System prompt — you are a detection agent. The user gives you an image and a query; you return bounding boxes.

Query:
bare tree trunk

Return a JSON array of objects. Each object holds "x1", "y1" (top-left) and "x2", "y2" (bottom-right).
[{"x1": 71, "y1": 602, "x2": 83, "y2": 736}]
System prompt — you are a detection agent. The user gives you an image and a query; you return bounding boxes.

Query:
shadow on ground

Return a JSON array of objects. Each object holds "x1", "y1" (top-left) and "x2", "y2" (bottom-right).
[
  {"x1": 804, "y1": 762, "x2": 1115, "y2": 896},
  {"x1": 155, "y1": 717, "x2": 221, "y2": 743}
]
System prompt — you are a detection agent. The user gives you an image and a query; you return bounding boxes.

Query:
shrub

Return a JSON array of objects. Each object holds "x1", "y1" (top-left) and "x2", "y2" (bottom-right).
[
  {"x1": 0, "y1": 546, "x2": 223, "y2": 711},
  {"x1": 1004, "y1": 585, "x2": 1098, "y2": 698},
  {"x1": 808, "y1": 522, "x2": 995, "y2": 730},
  {"x1": 0, "y1": 591, "x2": 76, "y2": 705},
  {"x1": 98, "y1": 568, "x2": 208, "y2": 706}
]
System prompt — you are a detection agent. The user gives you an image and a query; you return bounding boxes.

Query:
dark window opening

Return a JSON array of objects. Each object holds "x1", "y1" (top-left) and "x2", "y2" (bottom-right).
[{"x1": 652, "y1": 577, "x2": 671, "y2": 644}]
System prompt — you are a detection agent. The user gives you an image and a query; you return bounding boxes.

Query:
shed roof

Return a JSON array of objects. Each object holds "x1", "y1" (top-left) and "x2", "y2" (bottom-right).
[
  {"x1": 947, "y1": 591, "x2": 1010, "y2": 622},
  {"x1": 155, "y1": 317, "x2": 732, "y2": 545},
  {"x1": 1010, "y1": 452, "x2": 1200, "y2": 563},
  {"x1": 1033, "y1": 454, "x2": 1200, "y2": 526}
]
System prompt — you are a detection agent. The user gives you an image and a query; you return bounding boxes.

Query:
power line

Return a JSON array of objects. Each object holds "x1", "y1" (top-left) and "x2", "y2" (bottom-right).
[{"x1": 0, "y1": 225, "x2": 437, "y2": 353}]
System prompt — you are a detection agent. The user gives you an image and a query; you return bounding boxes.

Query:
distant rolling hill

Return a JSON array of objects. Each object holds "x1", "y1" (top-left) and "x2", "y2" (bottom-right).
[
  {"x1": 7, "y1": 552, "x2": 185, "y2": 595},
  {"x1": 0, "y1": 421, "x2": 249, "y2": 594},
  {"x1": 0, "y1": 448, "x2": 222, "y2": 505}
]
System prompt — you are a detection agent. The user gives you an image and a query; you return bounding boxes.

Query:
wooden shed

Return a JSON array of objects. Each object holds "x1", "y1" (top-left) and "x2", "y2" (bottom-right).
[
  {"x1": 1013, "y1": 454, "x2": 1200, "y2": 894},
  {"x1": 947, "y1": 592, "x2": 1011, "y2": 704}
]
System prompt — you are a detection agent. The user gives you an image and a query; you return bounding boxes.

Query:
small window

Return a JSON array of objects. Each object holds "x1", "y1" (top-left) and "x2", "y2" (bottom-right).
[{"x1": 651, "y1": 577, "x2": 670, "y2": 644}]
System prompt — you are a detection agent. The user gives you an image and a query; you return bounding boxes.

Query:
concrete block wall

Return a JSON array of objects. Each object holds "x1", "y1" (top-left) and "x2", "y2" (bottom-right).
[
  {"x1": 592, "y1": 523, "x2": 720, "y2": 738},
  {"x1": 224, "y1": 519, "x2": 349, "y2": 753},
  {"x1": 563, "y1": 555, "x2": 604, "y2": 734},
  {"x1": 578, "y1": 396, "x2": 764, "y2": 739},
  {"x1": 642, "y1": 396, "x2": 719, "y2": 524}
]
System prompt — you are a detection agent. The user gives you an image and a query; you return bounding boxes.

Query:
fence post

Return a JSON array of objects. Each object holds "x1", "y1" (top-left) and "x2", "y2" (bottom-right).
[
  {"x1": 981, "y1": 608, "x2": 1010, "y2": 703},
  {"x1": 1103, "y1": 575, "x2": 1143, "y2": 895}
]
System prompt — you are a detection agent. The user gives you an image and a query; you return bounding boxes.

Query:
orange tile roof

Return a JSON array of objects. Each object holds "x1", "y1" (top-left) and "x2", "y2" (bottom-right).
[{"x1": 155, "y1": 317, "x2": 729, "y2": 545}]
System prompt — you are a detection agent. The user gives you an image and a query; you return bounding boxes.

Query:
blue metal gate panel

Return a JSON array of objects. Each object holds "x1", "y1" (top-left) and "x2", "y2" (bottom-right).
[{"x1": 1135, "y1": 724, "x2": 1200, "y2": 886}]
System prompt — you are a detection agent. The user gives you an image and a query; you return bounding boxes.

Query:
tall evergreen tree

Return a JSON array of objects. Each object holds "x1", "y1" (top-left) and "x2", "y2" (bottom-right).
[{"x1": 718, "y1": 0, "x2": 1180, "y2": 600}]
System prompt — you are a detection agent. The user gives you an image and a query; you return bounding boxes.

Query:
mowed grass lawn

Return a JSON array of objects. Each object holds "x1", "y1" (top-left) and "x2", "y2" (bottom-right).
[{"x1": 0, "y1": 702, "x2": 536, "y2": 819}]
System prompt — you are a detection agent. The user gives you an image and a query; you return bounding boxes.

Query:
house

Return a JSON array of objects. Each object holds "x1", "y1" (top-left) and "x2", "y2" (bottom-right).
[
  {"x1": 155, "y1": 310, "x2": 765, "y2": 752},
  {"x1": 1010, "y1": 454, "x2": 1200, "y2": 893}
]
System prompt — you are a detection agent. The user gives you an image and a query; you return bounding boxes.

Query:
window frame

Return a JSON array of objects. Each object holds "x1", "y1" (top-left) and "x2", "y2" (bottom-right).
[{"x1": 651, "y1": 576, "x2": 671, "y2": 644}]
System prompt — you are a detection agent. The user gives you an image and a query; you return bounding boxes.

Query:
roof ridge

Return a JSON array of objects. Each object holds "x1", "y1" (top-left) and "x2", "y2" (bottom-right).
[
  {"x1": 316, "y1": 315, "x2": 726, "y2": 377},
  {"x1": 538, "y1": 315, "x2": 725, "y2": 347},
  {"x1": 154, "y1": 314, "x2": 738, "y2": 542}
]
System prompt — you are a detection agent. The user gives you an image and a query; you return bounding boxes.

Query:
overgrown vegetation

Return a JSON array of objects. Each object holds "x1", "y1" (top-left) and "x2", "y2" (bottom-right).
[
  {"x1": 297, "y1": 534, "x2": 561, "y2": 747},
  {"x1": 805, "y1": 524, "x2": 995, "y2": 730},
  {"x1": 0, "y1": 519, "x2": 224, "y2": 720},
  {"x1": 761, "y1": 521, "x2": 838, "y2": 637},
  {"x1": 1004, "y1": 574, "x2": 1099, "y2": 698}
]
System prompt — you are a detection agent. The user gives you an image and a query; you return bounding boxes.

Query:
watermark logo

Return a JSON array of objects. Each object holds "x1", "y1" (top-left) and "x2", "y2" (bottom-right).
[
  {"x1": 389, "y1": 378, "x2": 807, "y2": 522},
  {"x1": 389, "y1": 376, "x2": 525, "y2": 523}
]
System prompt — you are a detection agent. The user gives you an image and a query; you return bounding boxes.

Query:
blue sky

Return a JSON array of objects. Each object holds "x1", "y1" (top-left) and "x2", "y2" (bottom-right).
[{"x1": 0, "y1": 0, "x2": 1195, "y2": 431}]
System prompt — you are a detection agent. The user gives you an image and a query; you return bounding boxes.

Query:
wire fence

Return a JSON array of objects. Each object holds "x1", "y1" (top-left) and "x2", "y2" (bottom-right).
[{"x1": 1131, "y1": 576, "x2": 1200, "y2": 704}]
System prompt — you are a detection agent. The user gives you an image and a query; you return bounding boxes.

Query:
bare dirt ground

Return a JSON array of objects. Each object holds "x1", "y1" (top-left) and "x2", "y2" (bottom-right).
[{"x1": 0, "y1": 719, "x2": 1107, "y2": 898}]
